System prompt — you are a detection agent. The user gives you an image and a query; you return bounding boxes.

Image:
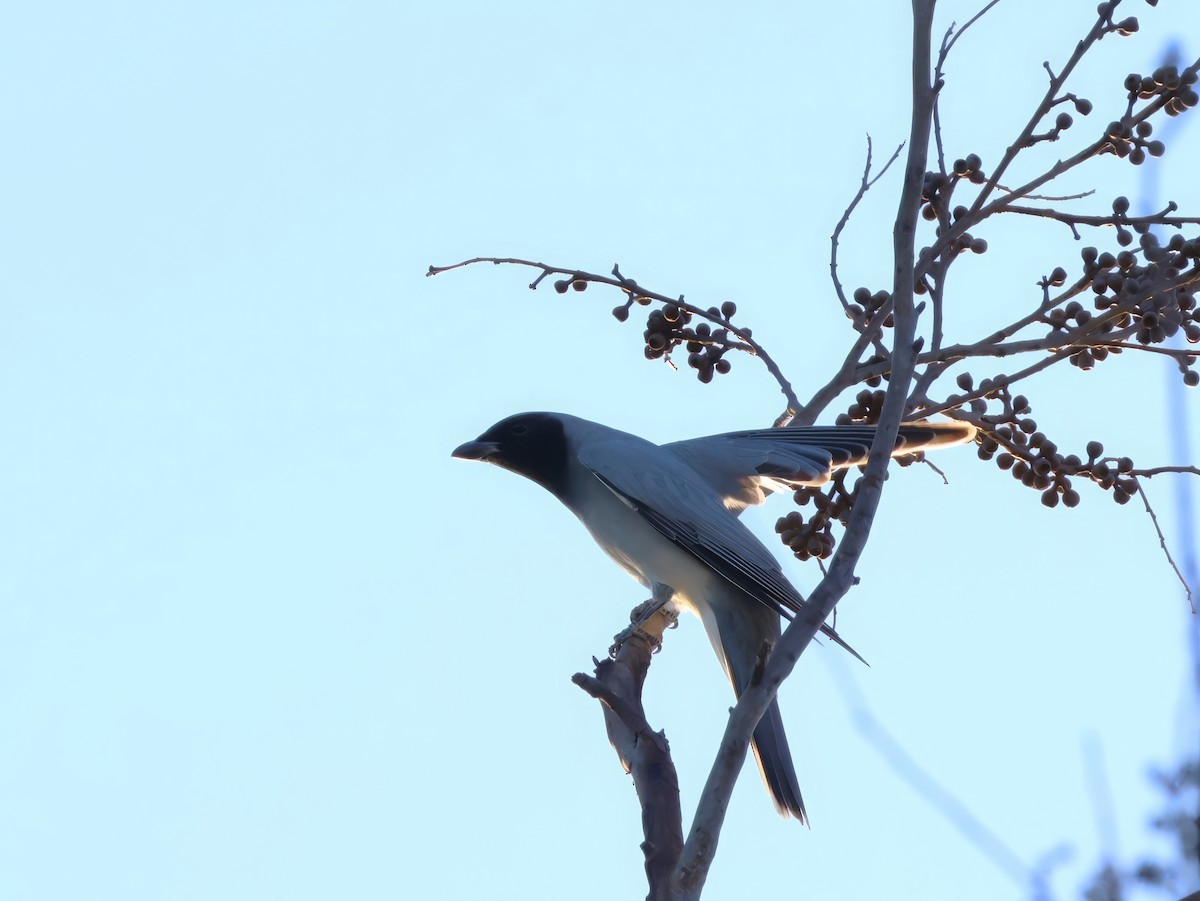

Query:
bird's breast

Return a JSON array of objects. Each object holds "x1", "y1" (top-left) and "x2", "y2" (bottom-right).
[{"x1": 567, "y1": 471, "x2": 715, "y2": 618}]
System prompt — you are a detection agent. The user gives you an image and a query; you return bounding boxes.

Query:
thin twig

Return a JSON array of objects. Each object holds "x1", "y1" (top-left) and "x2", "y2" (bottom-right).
[
  {"x1": 830, "y1": 137, "x2": 905, "y2": 317},
  {"x1": 934, "y1": 1, "x2": 1006, "y2": 176},
  {"x1": 1137, "y1": 464, "x2": 1200, "y2": 479},
  {"x1": 1135, "y1": 480, "x2": 1196, "y2": 610},
  {"x1": 1004, "y1": 204, "x2": 1200, "y2": 230},
  {"x1": 939, "y1": 0, "x2": 1006, "y2": 66},
  {"x1": 911, "y1": 350, "x2": 1072, "y2": 419},
  {"x1": 997, "y1": 184, "x2": 1096, "y2": 202},
  {"x1": 961, "y1": 7, "x2": 1112, "y2": 220},
  {"x1": 926, "y1": 52, "x2": 1200, "y2": 269},
  {"x1": 428, "y1": 256, "x2": 803, "y2": 417}
]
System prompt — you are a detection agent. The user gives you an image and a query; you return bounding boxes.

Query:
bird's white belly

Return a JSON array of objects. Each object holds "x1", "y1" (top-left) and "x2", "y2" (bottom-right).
[
  {"x1": 569, "y1": 473, "x2": 714, "y2": 619},
  {"x1": 566, "y1": 467, "x2": 743, "y2": 683}
]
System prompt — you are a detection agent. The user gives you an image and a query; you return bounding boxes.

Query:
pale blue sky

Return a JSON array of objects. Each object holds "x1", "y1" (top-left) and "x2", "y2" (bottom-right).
[{"x1": 2, "y1": 2, "x2": 1198, "y2": 899}]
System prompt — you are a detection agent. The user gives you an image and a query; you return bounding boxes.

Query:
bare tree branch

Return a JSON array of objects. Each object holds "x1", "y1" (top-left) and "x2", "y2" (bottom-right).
[
  {"x1": 427, "y1": 256, "x2": 803, "y2": 422},
  {"x1": 573, "y1": 604, "x2": 684, "y2": 899},
  {"x1": 673, "y1": 3, "x2": 940, "y2": 896}
]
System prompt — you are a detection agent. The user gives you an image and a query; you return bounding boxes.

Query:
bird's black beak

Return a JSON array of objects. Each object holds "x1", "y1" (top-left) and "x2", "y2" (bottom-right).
[{"x1": 451, "y1": 439, "x2": 501, "y2": 461}]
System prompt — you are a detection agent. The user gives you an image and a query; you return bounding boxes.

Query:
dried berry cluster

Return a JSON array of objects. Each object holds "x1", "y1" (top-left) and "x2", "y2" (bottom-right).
[
  {"x1": 553, "y1": 277, "x2": 589, "y2": 295},
  {"x1": 1102, "y1": 115, "x2": 1164, "y2": 165},
  {"x1": 915, "y1": 155, "x2": 993, "y2": 261},
  {"x1": 1093, "y1": 0, "x2": 1164, "y2": 40},
  {"x1": 1094, "y1": 64, "x2": 1198, "y2": 166},
  {"x1": 954, "y1": 378, "x2": 1142, "y2": 508},
  {"x1": 1065, "y1": 229, "x2": 1200, "y2": 382},
  {"x1": 1125, "y1": 63, "x2": 1199, "y2": 118},
  {"x1": 835, "y1": 388, "x2": 888, "y2": 425},
  {"x1": 846, "y1": 287, "x2": 895, "y2": 329},
  {"x1": 639, "y1": 301, "x2": 690, "y2": 360},
  {"x1": 1028, "y1": 100, "x2": 1093, "y2": 148},
  {"x1": 775, "y1": 387, "x2": 943, "y2": 561},
  {"x1": 920, "y1": 154, "x2": 986, "y2": 224},
  {"x1": 612, "y1": 297, "x2": 741, "y2": 384},
  {"x1": 775, "y1": 473, "x2": 857, "y2": 562}
]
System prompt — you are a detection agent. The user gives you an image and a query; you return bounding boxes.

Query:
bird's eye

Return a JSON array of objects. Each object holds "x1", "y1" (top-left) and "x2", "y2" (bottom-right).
[{"x1": 510, "y1": 423, "x2": 528, "y2": 436}]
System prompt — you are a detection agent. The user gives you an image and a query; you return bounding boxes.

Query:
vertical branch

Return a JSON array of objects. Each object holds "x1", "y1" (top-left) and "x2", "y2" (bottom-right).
[
  {"x1": 671, "y1": 3, "x2": 940, "y2": 898},
  {"x1": 573, "y1": 606, "x2": 684, "y2": 900},
  {"x1": 796, "y1": 0, "x2": 936, "y2": 614},
  {"x1": 789, "y1": 0, "x2": 937, "y2": 642}
]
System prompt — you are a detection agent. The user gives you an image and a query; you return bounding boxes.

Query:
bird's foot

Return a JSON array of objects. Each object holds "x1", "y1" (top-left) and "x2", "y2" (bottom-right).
[{"x1": 609, "y1": 596, "x2": 679, "y2": 658}]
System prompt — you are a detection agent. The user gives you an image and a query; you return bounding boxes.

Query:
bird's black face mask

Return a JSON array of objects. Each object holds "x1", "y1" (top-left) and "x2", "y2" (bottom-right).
[{"x1": 452, "y1": 412, "x2": 571, "y2": 498}]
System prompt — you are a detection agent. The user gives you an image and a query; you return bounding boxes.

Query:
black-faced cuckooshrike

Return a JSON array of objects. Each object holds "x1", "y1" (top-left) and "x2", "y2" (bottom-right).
[{"x1": 453, "y1": 412, "x2": 975, "y2": 821}]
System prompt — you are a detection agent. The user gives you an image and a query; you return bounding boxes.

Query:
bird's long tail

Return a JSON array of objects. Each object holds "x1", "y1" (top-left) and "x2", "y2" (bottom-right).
[
  {"x1": 750, "y1": 697, "x2": 807, "y2": 822},
  {"x1": 707, "y1": 598, "x2": 808, "y2": 821}
]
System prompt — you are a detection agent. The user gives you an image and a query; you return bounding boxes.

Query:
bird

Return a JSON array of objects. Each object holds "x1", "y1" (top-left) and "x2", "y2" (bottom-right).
[{"x1": 452, "y1": 412, "x2": 976, "y2": 821}]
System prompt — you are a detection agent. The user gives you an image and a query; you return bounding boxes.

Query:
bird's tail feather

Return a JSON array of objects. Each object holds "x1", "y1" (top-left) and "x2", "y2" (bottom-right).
[
  {"x1": 751, "y1": 699, "x2": 808, "y2": 823},
  {"x1": 706, "y1": 599, "x2": 809, "y2": 821}
]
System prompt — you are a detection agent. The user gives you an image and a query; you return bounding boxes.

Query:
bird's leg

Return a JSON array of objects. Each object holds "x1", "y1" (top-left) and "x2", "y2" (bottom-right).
[{"x1": 609, "y1": 583, "x2": 679, "y2": 658}]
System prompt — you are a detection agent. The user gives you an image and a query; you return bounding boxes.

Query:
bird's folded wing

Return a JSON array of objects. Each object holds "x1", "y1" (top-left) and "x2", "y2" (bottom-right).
[
  {"x1": 581, "y1": 455, "x2": 864, "y2": 661},
  {"x1": 665, "y1": 423, "x2": 975, "y2": 512},
  {"x1": 578, "y1": 439, "x2": 804, "y2": 618},
  {"x1": 594, "y1": 470, "x2": 806, "y2": 622}
]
